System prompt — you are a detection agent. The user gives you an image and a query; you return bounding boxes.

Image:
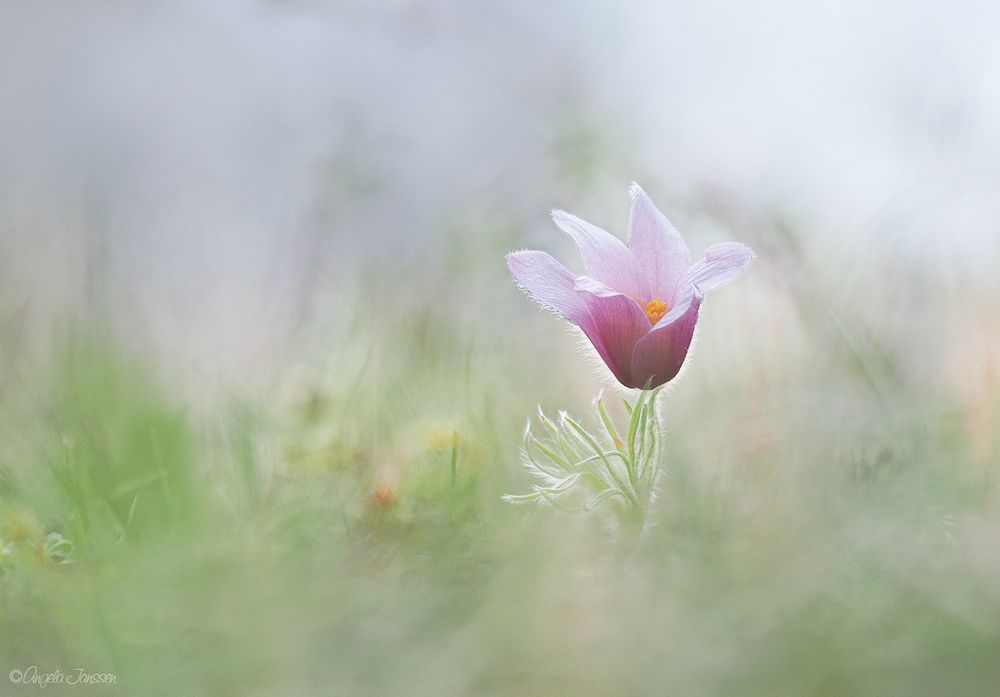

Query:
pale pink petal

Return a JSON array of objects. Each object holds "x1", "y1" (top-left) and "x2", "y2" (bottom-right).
[
  {"x1": 575, "y1": 278, "x2": 650, "y2": 388},
  {"x1": 574, "y1": 275, "x2": 626, "y2": 298},
  {"x1": 551, "y1": 209, "x2": 645, "y2": 299},
  {"x1": 630, "y1": 289, "x2": 703, "y2": 388},
  {"x1": 681, "y1": 242, "x2": 754, "y2": 295},
  {"x1": 506, "y1": 250, "x2": 588, "y2": 324},
  {"x1": 627, "y1": 183, "x2": 691, "y2": 300}
]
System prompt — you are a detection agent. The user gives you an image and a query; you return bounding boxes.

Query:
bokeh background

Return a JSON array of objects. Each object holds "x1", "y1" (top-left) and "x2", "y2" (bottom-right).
[{"x1": 1, "y1": 2, "x2": 999, "y2": 696}]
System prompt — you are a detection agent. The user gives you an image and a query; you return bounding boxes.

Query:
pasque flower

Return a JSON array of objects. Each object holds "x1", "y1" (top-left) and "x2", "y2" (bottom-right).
[{"x1": 507, "y1": 185, "x2": 753, "y2": 389}]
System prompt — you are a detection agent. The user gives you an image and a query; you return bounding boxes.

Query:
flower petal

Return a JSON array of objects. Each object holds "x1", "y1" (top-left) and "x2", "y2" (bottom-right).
[
  {"x1": 575, "y1": 277, "x2": 651, "y2": 389},
  {"x1": 630, "y1": 288, "x2": 703, "y2": 389},
  {"x1": 627, "y1": 183, "x2": 691, "y2": 300},
  {"x1": 507, "y1": 250, "x2": 588, "y2": 324},
  {"x1": 682, "y1": 242, "x2": 754, "y2": 295},
  {"x1": 551, "y1": 209, "x2": 645, "y2": 298}
]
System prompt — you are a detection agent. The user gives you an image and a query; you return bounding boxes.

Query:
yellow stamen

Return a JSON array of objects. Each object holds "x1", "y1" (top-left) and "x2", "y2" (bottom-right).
[{"x1": 644, "y1": 298, "x2": 668, "y2": 325}]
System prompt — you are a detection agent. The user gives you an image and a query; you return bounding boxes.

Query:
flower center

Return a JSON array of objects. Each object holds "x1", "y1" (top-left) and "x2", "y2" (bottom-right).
[{"x1": 644, "y1": 298, "x2": 668, "y2": 325}]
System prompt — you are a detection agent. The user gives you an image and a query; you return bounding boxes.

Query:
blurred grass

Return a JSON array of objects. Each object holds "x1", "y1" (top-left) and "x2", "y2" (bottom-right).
[{"x1": 1, "y1": 219, "x2": 1000, "y2": 697}]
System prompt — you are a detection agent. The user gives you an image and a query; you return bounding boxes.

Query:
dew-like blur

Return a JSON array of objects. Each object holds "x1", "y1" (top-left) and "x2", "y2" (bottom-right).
[{"x1": 1, "y1": 2, "x2": 999, "y2": 696}]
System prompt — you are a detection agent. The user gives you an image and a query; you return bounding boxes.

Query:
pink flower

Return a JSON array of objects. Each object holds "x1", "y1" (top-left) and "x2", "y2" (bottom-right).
[{"x1": 507, "y1": 184, "x2": 753, "y2": 389}]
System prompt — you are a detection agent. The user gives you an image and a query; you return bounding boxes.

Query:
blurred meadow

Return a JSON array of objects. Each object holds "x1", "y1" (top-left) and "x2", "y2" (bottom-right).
[{"x1": 2, "y1": 1, "x2": 1000, "y2": 695}]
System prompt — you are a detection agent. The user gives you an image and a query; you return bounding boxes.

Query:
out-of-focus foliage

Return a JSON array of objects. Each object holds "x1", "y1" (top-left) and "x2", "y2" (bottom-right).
[{"x1": 1, "y1": 226, "x2": 999, "y2": 696}]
